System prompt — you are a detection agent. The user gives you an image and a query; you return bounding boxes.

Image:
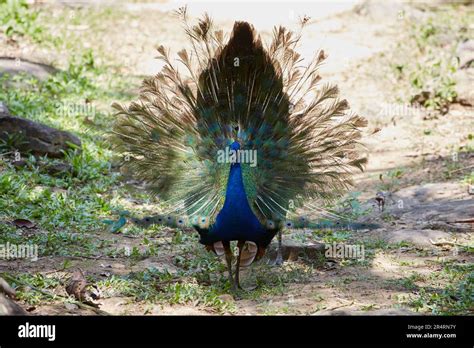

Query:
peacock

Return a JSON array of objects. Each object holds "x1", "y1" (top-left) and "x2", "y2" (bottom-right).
[{"x1": 111, "y1": 11, "x2": 369, "y2": 290}]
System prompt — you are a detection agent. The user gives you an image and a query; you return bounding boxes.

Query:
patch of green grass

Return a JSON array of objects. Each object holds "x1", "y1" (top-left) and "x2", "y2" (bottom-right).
[
  {"x1": 387, "y1": 273, "x2": 425, "y2": 291},
  {"x1": 7, "y1": 264, "x2": 236, "y2": 313},
  {"x1": 0, "y1": 35, "x2": 141, "y2": 258},
  {"x1": 398, "y1": 260, "x2": 414, "y2": 267},
  {"x1": 363, "y1": 238, "x2": 390, "y2": 250},
  {"x1": 96, "y1": 268, "x2": 235, "y2": 313},
  {"x1": 0, "y1": 131, "x2": 29, "y2": 154},
  {"x1": 261, "y1": 303, "x2": 293, "y2": 315},
  {"x1": 360, "y1": 303, "x2": 379, "y2": 311},
  {"x1": 341, "y1": 238, "x2": 413, "y2": 265},
  {"x1": 333, "y1": 191, "x2": 371, "y2": 220},
  {"x1": 0, "y1": 154, "x2": 118, "y2": 256},
  {"x1": 173, "y1": 241, "x2": 226, "y2": 284},
  {"x1": 242, "y1": 262, "x2": 313, "y2": 301},
  {"x1": 403, "y1": 262, "x2": 473, "y2": 315},
  {"x1": 0, "y1": 0, "x2": 44, "y2": 42},
  {"x1": 4, "y1": 272, "x2": 63, "y2": 306},
  {"x1": 463, "y1": 171, "x2": 473, "y2": 187},
  {"x1": 160, "y1": 282, "x2": 233, "y2": 312},
  {"x1": 378, "y1": 168, "x2": 404, "y2": 192},
  {"x1": 443, "y1": 160, "x2": 462, "y2": 180},
  {"x1": 389, "y1": 6, "x2": 473, "y2": 112},
  {"x1": 321, "y1": 230, "x2": 352, "y2": 244}
]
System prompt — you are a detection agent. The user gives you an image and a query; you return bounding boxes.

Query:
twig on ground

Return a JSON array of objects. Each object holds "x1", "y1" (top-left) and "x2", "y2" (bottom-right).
[{"x1": 449, "y1": 164, "x2": 474, "y2": 174}]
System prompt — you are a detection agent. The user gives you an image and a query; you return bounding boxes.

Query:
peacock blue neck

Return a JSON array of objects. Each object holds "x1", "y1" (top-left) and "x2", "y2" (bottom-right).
[
  {"x1": 223, "y1": 162, "x2": 252, "y2": 215},
  {"x1": 209, "y1": 141, "x2": 266, "y2": 243},
  {"x1": 221, "y1": 141, "x2": 255, "y2": 220}
]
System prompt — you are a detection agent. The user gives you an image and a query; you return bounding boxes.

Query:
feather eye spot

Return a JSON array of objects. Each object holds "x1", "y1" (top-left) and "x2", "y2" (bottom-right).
[
  {"x1": 177, "y1": 217, "x2": 186, "y2": 226},
  {"x1": 298, "y1": 216, "x2": 308, "y2": 226},
  {"x1": 199, "y1": 216, "x2": 210, "y2": 228},
  {"x1": 266, "y1": 220, "x2": 275, "y2": 229}
]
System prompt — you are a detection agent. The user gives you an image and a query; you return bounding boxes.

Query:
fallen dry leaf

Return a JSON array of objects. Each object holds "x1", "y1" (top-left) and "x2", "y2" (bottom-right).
[
  {"x1": 66, "y1": 269, "x2": 88, "y2": 302},
  {"x1": 65, "y1": 269, "x2": 101, "y2": 308},
  {"x1": 371, "y1": 127, "x2": 381, "y2": 134}
]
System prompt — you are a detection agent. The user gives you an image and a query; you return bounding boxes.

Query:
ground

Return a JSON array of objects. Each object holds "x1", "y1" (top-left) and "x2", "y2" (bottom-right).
[{"x1": 0, "y1": 0, "x2": 473, "y2": 315}]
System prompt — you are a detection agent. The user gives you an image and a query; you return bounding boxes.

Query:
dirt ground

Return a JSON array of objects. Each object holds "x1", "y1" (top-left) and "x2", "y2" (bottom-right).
[{"x1": 0, "y1": 0, "x2": 473, "y2": 315}]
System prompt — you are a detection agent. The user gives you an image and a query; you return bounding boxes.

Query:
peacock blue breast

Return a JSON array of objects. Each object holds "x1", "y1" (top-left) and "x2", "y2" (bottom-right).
[{"x1": 207, "y1": 141, "x2": 267, "y2": 244}]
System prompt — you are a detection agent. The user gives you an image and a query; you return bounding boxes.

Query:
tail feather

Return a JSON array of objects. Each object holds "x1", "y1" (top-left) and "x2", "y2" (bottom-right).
[
  {"x1": 129, "y1": 212, "x2": 380, "y2": 232},
  {"x1": 112, "y1": 12, "x2": 368, "y2": 226}
]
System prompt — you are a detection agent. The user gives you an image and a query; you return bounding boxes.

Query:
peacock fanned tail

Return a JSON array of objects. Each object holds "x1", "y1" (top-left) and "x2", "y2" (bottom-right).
[{"x1": 111, "y1": 11, "x2": 368, "y2": 228}]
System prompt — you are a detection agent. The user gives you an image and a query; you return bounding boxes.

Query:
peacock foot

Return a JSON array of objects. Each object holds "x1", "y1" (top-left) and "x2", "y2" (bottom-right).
[{"x1": 274, "y1": 252, "x2": 284, "y2": 266}]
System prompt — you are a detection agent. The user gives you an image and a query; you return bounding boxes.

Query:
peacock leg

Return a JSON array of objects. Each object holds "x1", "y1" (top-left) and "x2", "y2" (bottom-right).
[
  {"x1": 275, "y1": 230, "x2": 283, "y2": 266},
  {"x1": 234, "y1": 241, "x2": 245, "y2": 290},
  {"x1": 222, "y1": 241, "x2": 235, "y2": 290}
]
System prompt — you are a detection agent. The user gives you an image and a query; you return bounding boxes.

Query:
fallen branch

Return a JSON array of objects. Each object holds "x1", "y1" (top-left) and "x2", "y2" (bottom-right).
[
  {"x1": 449, "y1": 164, "x2": 474, "y2": 174},
  {"x1": 449, "y1": 219, "x2": 474, "y2": 224},
  {"x1": 326, "y1": 301, "x2": 355, "y2": 311}
]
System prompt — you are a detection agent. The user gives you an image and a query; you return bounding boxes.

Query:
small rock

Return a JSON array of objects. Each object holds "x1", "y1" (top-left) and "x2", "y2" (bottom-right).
[
  {"x1": 12, "y1": 160, "x2": 27, "y2": 168},
  {"x1": 11, "y1": 219, "x2": 36, "y2": 229},
  {"x1": 43, "y1": 162, "x2": 73, "y2": 177},
  {"x1": 386, "y1": 229, "x2": 451, "y2": 247},
  {"x1": 64, "y1": 302, "x2": 79, "y2": 311},
  {"x1": 0, "y1": 277, "x2": 16, "y2": 299},
  {"x1": 362, "y1": 308, "x2": 419, "y2": 315},
  {"x1": 218, "y1": 294, "x2": 235, "y2": 303},
  {"x1": 456, "y1": 39, "x2": 474, "y2": 69},
  {"x1": 454, "y1": 68, "x2": 474, "y2": 106},
  {"x1": 0, "y1": 57, "x2": 57, "y2": 81},
  {"x1": 0, "y1": 294, "x2": 27, "y2": 315},
  {"x1": 267, "y1": 239, "x2": 326, "y2": 263},
  {"x1": 424, "y1": 154, "x2": 438, "y2": 162},
  {"x1": 0, "y1": 115, "x2": 81, "y2": 158},
  {"x1": 112, "y1": 263, "x2": 126, "y2": 269},
  {"x1": 0, "y1": 102, "x2": 9, "y2": 116},
  {"x1": 313, "y1": 307, "x2": 417, "y2": 316}
]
